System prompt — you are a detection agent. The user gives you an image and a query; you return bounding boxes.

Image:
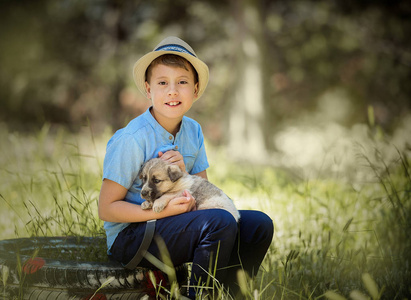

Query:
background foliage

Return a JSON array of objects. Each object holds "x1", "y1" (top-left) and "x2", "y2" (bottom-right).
[{"x1": 1, "y1": 0, "x2": 410, "y2": 151}]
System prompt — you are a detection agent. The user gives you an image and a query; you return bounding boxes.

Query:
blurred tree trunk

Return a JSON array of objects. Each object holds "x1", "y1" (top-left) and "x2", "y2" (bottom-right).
[{"x1": 228, "y1": 0, "x2": 268, "y2": 162}]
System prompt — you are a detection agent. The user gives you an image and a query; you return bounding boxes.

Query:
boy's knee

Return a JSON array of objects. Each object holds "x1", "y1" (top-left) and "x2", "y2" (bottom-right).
[
  {"x1": 201, "y1": 209, "x2": 238, "y2": 236},
  {"x1": 257, "y1": 212, "x2": 274, "y2": 241},
  {"x1": 260, "y1": 212, "x2": 274, "y2": 234},
  {"x1": 240, "y1": 210, "x2": 274, "y2": 243}
]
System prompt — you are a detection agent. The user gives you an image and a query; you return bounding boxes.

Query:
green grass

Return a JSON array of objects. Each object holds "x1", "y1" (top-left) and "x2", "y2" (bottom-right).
[
  {"x1": 208, "y1": 144, "x2": 410, "y2": 299},
  {"x1": 0, "y1": 121, "x2": 410, "y2": 299},
  {"x1": 0, "y1": 123, "x2": 107, "y2": 238}
]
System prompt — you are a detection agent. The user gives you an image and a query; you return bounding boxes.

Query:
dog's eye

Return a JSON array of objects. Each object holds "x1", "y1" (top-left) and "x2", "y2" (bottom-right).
[{"x1": 153, "y1": 178, "x2": 162, "y2": 184}]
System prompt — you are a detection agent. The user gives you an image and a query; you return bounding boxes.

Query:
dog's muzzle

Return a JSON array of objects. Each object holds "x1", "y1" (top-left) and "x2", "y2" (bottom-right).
[
  {"x1": 141, "y1": 188, "x2": 152, "y2": 200},
  {"x1": 141, "y1": 188, "x2": 161, "y2": 201}
]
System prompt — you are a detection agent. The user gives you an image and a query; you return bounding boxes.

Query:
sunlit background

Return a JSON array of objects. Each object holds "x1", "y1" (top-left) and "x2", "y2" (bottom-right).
[
  {"x1": 0, "y1": 1, "x2": 410, "y2": 298},
  {"x1": 1, "y1": 1, "x2": 410, "y2": 153}
]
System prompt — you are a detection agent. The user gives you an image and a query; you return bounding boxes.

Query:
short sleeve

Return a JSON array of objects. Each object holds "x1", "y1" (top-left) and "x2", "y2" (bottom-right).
[
  {"x1": 102, "y1": 133, "x2": 144, "y2": 189},
  {"x1": 190, "y1": 125, "x2": 209, "y2": 175}
]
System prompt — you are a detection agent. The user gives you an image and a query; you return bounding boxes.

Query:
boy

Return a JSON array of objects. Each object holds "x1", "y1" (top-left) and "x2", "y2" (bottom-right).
[{"x1": 98, "y1": 36, "x2": 273, "y2": 298}]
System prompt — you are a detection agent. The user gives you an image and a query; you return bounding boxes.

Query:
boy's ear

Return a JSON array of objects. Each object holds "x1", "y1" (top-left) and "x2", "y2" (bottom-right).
[
  {"x1": 167, "y1": 165, "x2": 183, "y2": 182},
  {"x1": 194, "y1": 82, "x2": 199, "y2": 97},
  {"x1": 145, "y1": 81, "x2": 151, "y2": 99}
]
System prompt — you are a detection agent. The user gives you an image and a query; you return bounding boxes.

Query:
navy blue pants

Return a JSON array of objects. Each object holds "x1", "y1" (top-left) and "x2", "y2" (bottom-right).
[{"x1": 110, "y1": 209, "x2": 273, "y2": 298}]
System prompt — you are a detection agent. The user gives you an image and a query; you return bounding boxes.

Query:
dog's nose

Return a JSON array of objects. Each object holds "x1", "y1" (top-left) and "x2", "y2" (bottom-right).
[{"x1": 141, "y1": 189, "x2": 148, "y2": 198}]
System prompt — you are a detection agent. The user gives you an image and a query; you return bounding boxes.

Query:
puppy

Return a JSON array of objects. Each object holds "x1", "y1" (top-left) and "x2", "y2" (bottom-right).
[{"x1": 139, "y1": 158, "x2": 240, "y2": 221}]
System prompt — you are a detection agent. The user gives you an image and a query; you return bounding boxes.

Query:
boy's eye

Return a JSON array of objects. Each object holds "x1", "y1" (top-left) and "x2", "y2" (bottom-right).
[
  {"x1": 158, "y1": 81, "x2": 167, "y2": 85},
  {"x1": 179, "y1": 80, "x2": 188, "y2": 84}
]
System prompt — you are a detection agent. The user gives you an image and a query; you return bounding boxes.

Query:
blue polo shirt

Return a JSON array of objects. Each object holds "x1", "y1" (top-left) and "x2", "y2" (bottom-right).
[{"x1": 102, "y1": 107, "x2": 209, "y2": 252}]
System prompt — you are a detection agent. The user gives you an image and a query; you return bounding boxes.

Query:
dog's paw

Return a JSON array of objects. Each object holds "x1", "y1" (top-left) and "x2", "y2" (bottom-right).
[
  {"x1": 141, "y1": 201, "x2": 152, "y2": 210},
  {"x1": 153, "y1": 203, "x2": 165, "y2": 213}
]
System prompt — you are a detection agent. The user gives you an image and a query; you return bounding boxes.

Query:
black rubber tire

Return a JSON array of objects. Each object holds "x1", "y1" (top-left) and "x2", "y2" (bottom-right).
[{"x1": 0, "y1": 236, "x2": 188, "y2": 299}]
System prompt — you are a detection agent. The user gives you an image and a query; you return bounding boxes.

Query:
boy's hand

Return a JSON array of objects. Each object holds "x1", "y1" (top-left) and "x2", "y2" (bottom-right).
[
  {"x1": 167, "y1": 190, "x2": 197, "y2": 213},
  {"x1": 158, "y1": 150, "x2": 187, "y2": 173}
]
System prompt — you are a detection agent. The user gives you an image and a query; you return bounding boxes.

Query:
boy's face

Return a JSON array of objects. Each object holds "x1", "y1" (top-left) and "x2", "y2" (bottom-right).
[{"x1": 145, "y1": 63, "x2": 199, "y2": 127}]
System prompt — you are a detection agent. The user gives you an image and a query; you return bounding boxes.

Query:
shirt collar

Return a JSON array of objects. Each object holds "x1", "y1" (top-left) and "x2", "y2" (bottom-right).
[{"x1": 142, "y1": 107, "x2": 185, "y2": 141}]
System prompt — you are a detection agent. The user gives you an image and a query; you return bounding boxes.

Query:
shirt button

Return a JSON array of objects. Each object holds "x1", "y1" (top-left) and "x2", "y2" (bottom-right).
[
  {"x1": 169, "y1": 136, "x2": 173, "y2": 140},
  {"x1": 175, "y1": 146, "x2": 179, "y2": 150}
]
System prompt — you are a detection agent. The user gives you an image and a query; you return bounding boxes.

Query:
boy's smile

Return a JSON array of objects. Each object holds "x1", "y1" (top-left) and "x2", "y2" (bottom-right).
[
  {"x1": 167, "y1": 101, "x2": 181, "y2": 106},
  {"x1": 145, "y1": 64, "x2": 198, "y2": 135}
]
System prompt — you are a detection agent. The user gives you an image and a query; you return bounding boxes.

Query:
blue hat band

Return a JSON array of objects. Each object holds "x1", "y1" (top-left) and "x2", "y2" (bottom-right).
[{"x1": 155, "y1": 44, "x2": 196, "y2": 57}]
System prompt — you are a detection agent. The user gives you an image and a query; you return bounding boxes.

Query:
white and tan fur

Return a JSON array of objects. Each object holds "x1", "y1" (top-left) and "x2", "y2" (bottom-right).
[{"x1": 139, "y1": 158, "x2": 240, "y2": 221}]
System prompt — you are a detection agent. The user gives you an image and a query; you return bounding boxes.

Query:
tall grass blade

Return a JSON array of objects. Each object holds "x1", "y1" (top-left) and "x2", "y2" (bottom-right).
[
  {"x1": 349, "y1": 290, "x2": 369, "y2": 300},
  {"x1": 237, "y1": 269, "x2": 249, "y2": 297},
  {"x1": 324, "y1": 290, "x2": 347, "y2": 300},
  {"x1": 89, "y1": 276, "x2": 115, "y2": 300},
  {"x1": 153, "y1": 235, "x2": 177, "y2": 283},
  {"x1": 1, "y1": 265, "x2": 9, "y2": 287},
  {"x1": 343, "y1": 217, "x2": 354, "y2": 232},
  {"x1": 362, "y1": 273, "x2": 379, "y2": 300}
]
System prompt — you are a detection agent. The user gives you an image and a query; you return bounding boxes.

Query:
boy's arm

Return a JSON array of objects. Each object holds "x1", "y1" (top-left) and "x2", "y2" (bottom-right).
[
  {"x1": 98, "y1": 179, "x2": 196, "y2": 223},
  {"x1": 194, "y1": 170, "x2": 208, "y2": 179}
]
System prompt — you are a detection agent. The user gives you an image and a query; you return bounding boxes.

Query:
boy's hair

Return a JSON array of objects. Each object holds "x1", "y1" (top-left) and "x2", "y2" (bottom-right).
[{"x1": 145, "y1": 54, "x2": 199, "y2": 84}]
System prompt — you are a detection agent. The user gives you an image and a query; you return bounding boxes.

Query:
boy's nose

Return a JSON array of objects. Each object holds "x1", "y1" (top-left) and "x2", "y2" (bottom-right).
[{"x1": 167, "y1": 84, "x2": 178, "y2": 97}]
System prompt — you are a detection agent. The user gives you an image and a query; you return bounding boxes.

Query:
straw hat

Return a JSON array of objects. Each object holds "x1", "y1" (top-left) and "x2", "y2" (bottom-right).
[{"x1": 133, "y1": 36, "x2": 209, "y2": 100}]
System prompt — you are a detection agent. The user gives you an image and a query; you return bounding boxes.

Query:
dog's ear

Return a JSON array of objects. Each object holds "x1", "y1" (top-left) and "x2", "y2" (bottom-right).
[
  {"x1": 138, "y1": 162, "x2": 146, "y2": 180},
  {"x1": 167, "y1": 165, "x2": 183, "y2": 182}
]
